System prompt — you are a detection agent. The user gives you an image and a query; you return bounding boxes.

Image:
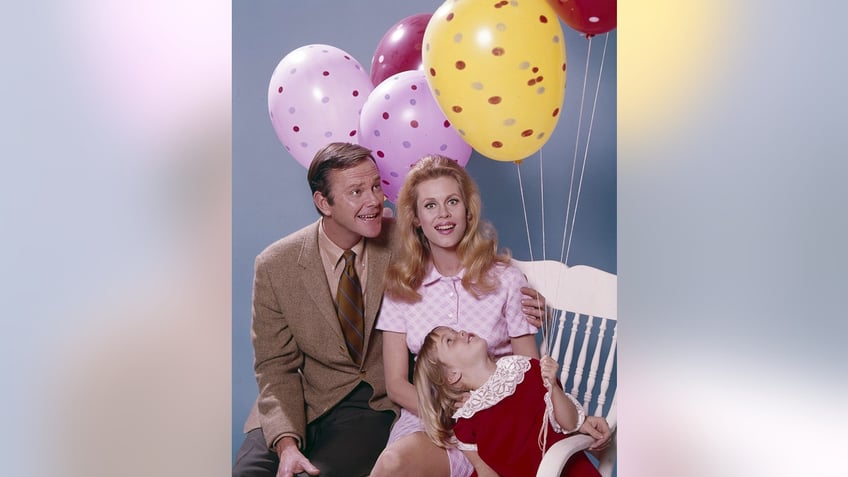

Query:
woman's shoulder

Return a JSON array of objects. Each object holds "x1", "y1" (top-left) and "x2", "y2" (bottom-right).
[{"x1": 490, "y1": 260, "x2": 526, "y2": 281}]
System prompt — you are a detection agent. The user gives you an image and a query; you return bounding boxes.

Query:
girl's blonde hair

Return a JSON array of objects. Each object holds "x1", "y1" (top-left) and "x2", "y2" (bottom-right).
[
  {"x1": 385, "y1": 155, "x2": 510, "y2": 302},
  {"x1": 413, "y1": 326, "x2": 467, "y2": 448}
]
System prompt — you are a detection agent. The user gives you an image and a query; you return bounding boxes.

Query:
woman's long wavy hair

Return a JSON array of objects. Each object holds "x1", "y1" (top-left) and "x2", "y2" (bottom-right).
[
  {"x1": 414, "y1": 326, "x2": 467, "y2": 448},
  {"x1": 385, "y1": 155, "x2": 510, "y2": 302}
]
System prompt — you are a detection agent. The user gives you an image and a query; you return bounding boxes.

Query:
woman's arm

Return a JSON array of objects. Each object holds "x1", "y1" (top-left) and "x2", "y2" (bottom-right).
[
  {"x1": 510, "y1": 334, "x2": 540, "y2": 359},
  {"x1": 463, "y1": 450, "x2": 500, "y2": 477},
  {"x1": 382, "y1": 331, "x2": 419, "y2": 413}
]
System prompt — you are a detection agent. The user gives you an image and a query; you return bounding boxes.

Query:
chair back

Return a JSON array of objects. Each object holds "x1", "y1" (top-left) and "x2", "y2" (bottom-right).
[{"x1": 512, "y1": 259, "x2": 618, "y2": 477}]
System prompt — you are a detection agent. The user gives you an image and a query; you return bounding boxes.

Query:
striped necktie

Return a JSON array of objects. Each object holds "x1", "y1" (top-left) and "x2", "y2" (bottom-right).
[{"x1": 337, "y1": 250, "x2": 365, "y2": 365}]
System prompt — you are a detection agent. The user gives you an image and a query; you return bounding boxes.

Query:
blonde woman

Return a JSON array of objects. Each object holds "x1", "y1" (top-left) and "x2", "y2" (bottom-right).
[{"x1": 371, "y1": 155, "x2": 543, "y2": 476}]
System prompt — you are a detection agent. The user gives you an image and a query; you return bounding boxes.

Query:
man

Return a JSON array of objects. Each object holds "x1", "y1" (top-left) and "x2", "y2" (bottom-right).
[
  {"x1": 234, "y1": 142, "x2": 395, "y2": 477},
  {"x1": 234, "y1": 142, "x2": 546, "y2": 477}
]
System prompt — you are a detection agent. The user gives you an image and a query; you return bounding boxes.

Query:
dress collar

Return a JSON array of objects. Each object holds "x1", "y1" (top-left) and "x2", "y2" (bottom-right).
[
  {"x1": 452, "y1": 355, "x2": 532, "y2": 419},
  {"x1": 421, "y1": 263, "x2": 466, "y2": 287}
]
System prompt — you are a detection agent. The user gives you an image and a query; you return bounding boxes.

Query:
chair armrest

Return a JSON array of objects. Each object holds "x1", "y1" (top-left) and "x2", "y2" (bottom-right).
[{"x1": 535, "y1": 434, "x2": 594, "y2": 477}]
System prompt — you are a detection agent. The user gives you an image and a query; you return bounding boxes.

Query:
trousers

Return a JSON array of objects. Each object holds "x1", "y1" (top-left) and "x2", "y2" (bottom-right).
[{"x1": 233, "y1": 382, "x2": 395, "y2": 477}]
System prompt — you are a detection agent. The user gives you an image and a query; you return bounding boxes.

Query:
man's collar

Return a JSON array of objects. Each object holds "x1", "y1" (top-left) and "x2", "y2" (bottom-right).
[{"x1": 318, "y1": 218, "x2": 364, "y2": 267}]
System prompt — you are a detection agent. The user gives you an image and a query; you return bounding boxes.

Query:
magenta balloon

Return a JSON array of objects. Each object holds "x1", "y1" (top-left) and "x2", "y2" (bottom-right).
[
  {"x1": 268, "y1": 44, "x2": 374, "y2": 168},
  {"x1": 547, "y1": 0, "x2": 616, "y2": 37},
  {"x1": 369, "y1": 13, "x2": 432, "y2": 87},
  {"x1": 358, "y1": 70, "x2": 472, "y2": 203}
]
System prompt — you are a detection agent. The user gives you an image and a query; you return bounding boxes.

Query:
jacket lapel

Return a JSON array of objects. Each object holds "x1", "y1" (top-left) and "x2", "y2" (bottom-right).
[
  {"x1": 297, "y1": 222, "x2": 345, "y2": 343},
  {"x1": 362, "y1": 225, "x2": 392, "y2": 351}
]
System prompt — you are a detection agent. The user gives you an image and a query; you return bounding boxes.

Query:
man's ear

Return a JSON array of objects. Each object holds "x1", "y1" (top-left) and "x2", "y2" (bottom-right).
[{"x1": 314, "y1": 191, "x2": 331, "y2": 216}]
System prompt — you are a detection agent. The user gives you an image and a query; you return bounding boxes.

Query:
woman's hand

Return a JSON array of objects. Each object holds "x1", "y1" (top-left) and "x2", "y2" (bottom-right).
[{"x1": 520, "y1": 286, "x2": 548, "y2": 328}]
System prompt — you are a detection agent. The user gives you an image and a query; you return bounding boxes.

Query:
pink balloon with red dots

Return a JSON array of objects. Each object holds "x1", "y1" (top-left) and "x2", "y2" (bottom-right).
[
  {"x1": 358, "y1": 70, "x2": 472, "y2": 203},
  {"x1": 268, "y1": 44, "x2": 374, "y2": 168}
]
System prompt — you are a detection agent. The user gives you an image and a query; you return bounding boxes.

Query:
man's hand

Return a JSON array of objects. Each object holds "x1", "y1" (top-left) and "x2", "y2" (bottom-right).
[
  {"x1": 579, "y1": 416, "x2": 613, "y2": 452},
  {"x1": 520, "y1": 286, "x2": 547, "y2": 328},
  {"x1": 275, "y1": 437, "x2": 320, "y2": 477}
]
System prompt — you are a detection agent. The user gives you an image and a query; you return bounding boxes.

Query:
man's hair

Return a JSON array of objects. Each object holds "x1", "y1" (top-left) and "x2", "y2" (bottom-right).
[{"x1": 307, "y1": 142, "x2": 376, "y2": 215}]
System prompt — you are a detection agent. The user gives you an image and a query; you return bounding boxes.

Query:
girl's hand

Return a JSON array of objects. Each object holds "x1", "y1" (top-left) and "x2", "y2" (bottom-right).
[{"x1": 540, "y1": 355, "x2": 559, "y2": 388}]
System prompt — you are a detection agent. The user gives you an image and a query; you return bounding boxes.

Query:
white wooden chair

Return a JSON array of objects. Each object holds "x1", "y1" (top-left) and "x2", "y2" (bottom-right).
[{"x1": 511, "y1": 259, "x2": 617, "y2": 477}]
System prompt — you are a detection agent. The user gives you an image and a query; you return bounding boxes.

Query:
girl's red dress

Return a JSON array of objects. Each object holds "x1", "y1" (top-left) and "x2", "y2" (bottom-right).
[{"x1": 452, "y1": 356, "x2": 601, "y2": 477}]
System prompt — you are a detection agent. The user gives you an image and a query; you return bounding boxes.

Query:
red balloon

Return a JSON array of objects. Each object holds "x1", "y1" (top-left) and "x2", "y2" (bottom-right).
[
  {"x1": 547, "y1": 0, "x2": 616, "y2": 37},
  {"x1": 369, "y1": 13, "x2": 432, "y2": 86}
]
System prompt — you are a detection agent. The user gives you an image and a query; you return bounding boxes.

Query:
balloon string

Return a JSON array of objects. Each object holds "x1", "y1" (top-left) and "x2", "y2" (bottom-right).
[
  {"x1": 546, "y1": 36, "x2": 594, "y2": 356},
  {"x1": 559, "y1": 36, "x2": 593, "y2": 266},
  {"x1": 516, "y1": 162, "x2": 535, "y2": 262},
  {"x1": 539, "y1": 150, "x2": 546, "y2": 261},
  {"x1": 517, "y1": 162, "x2": 550, "y2": 348},
  {"x1": 565, "y1": 33, "x2": 609, "y2": 266},
  {"x1": 536, "y1": 151, "x2": 551, "y2": 350}
]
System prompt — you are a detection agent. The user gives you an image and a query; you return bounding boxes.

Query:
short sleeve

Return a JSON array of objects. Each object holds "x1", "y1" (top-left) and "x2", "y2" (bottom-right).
[
  {"x1": 375, "y1": 295, "x2": 407, "y2": 333},
  {"x1": 501, "y1": 264, "x2": 539, "y2": 338},
  {"x1": 453, "y1": 418, "x2": 478, "y2": 451}
]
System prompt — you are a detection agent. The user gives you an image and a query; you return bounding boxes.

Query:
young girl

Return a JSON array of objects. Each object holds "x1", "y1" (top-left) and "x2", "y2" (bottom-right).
[
  {"x1": 371, "y1": 155, "x2": 544, "y2": 476},
  {"x1": 415, "y1": 326, "x2": 608, "y2": 477}
]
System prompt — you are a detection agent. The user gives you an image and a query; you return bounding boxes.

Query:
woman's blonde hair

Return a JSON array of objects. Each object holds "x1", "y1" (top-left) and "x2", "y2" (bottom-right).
[
  {"x1": 414, "y1": 326, "x2": 467, "y2": 448},
  {"x1": 385, "y1": 154, "x2": 510, "y2": 302}
]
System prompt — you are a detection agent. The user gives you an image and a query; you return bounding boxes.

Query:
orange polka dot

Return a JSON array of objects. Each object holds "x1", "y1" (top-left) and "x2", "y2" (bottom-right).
[
  {"x1": 430, "y1": 68, "x2": 437, "y2": 76},
  {"x1": 488, "y1": 96, "x2": 502, "y2": 104},
  {"x1": 452, "y1": 105, "x2": 463, "y2": 113},
  {"x1": 492, "y1": 47, "x2": 505, "y2": 56},
  {"x1": 527, "y1": 79, "x2": 537, "y2": 86}
]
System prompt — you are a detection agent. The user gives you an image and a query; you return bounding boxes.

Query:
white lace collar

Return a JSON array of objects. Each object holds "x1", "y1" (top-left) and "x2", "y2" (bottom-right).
[{"x1": 452, "y1": 355, "x2": 532, "y2": 419}]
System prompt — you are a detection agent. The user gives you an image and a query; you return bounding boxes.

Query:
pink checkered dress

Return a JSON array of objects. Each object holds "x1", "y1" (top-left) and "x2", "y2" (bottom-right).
[{"x1": 377, "y1": 261, "x2": 538, "y2": 477}]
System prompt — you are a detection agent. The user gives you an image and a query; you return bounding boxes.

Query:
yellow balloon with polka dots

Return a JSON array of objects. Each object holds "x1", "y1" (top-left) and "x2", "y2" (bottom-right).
[{"x1": 423, "y1": 0, "x2": 567, "y2": 162}]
